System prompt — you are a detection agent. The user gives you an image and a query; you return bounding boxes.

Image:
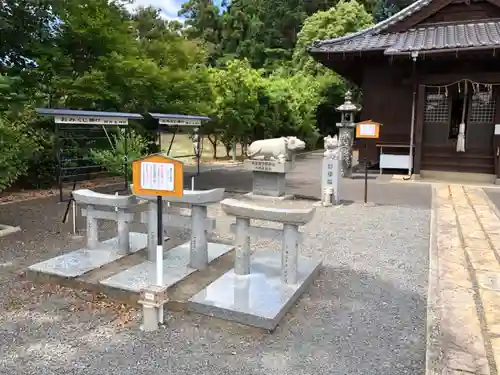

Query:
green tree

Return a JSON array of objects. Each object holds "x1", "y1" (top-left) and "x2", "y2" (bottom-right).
[
  {"x1": 293, "y1": 0, "x2": 373, "y2": 73},
  {"x1": 209, "y1": 60, "x2": 261, "y2": 157},
  {"x1": 132, "y1": 6, "x2": 209, "y2": 69},
  {"x1": 0, "y1": 110, "x2": 42, "y2": 192},
  {"x1": 179, "y1": 0, "x2": 224, "y2": 63},
  {"x1": 373, "y1": 0, "x2": 416, "y2": 22},
  {"x1": 0, "y1": 0, "x2": 54, "y2": 71}
]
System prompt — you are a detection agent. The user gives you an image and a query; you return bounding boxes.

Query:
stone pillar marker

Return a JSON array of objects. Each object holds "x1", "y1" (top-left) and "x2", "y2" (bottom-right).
[
  {"x1": 336, "y1": 90, "x2": 361, "y2": 178},
  {"x1": 86, "y1": 204, "x2": 99, "y2": 249},
  {"x1": 190, "y1": 204, "x2": 209, "y2": 269},
  {"x1": 116, "y1": 207, "x2": 131, "y2": 255},
  {"x1": 321, "y1": 135, "x2": 342, "y2": 206},
  {"x1": 282, "y1": 223, "x2": 299, "y2": 284},
  {"x1": 244, "y1": 136, "x2": 306, "y2": 199},
  {"x1": 234, "y1": 217, "x2": 251, "y2": 275},
  {"x1": 138, "y1": 285, "x2": 168, "y2": 332}
]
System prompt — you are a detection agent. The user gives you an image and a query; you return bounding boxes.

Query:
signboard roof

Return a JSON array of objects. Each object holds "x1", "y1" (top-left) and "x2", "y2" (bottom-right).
[
  {"x1": 35, "y1": 108, "x2": 143, "y2": 119},
  {"x1": 133, "y1": 153, "x2": 185, "y2": 163},
  {"x1": 357, "y1": 119, "x2": 383, "y2": 126}
]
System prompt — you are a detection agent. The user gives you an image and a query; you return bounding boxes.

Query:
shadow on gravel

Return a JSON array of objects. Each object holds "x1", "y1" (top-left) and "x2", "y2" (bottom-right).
[{"x1": 0, "y1": 265, "x2": 429, "y2": 375}]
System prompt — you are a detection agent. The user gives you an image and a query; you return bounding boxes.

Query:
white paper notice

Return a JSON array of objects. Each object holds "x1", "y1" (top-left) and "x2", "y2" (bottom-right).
[
  {"x1": 359, "y1": 124, "x2": 376, "y2": 137},
  {"x1": 140, "y1": 162, "x2": 175, "y2": 191}
]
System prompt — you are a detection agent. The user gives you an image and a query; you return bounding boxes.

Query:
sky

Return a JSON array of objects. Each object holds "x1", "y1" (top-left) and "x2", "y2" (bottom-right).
[
  {"x1": 127, "y1": 0, "x2": 184, "y2": 20},
  {"x1": 127, "y1": 0, "x2": 225, "y2": 21}
]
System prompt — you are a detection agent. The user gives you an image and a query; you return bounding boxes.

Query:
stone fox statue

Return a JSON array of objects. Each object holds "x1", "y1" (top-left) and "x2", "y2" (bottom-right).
[{"x1": 247, "y1": 136, "x2": 306, "y2": 162}]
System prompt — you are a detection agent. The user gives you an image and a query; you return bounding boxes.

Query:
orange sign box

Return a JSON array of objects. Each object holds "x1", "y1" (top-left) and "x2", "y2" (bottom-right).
[
  {"x1": 355, "y1": 120, "x2": 382, "y2": 139},
  {"x1": 132, "y1": 153, "x2": 184, "y2": 198}
]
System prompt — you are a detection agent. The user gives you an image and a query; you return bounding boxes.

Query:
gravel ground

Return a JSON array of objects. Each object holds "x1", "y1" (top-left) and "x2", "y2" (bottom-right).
[{"x1": 0, "y1": 194, "x2": 430, "y2": 375}]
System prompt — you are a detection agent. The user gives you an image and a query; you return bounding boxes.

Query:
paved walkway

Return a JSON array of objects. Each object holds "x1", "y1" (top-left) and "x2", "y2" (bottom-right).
[
  {"x1": 430, "y1": 184, "x2": 500, "y2": 375},
  {"x1": 192, "y1": 152, "x2": 431, "y2": 208}
]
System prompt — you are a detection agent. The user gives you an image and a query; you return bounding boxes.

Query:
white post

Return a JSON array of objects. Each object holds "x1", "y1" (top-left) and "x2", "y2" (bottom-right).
[
  {"x1": 156, "y1": 249, "x2": 164, "y2": 323},
  {"x1": 156, "y1": 245, "x2": 163, "y2": 286},
  {"x1": 191, "y1": 176, "x2": 195, "y2": 191},
  {"x1": 156, "y1": 196, "x2": 164, "y2": 324}
]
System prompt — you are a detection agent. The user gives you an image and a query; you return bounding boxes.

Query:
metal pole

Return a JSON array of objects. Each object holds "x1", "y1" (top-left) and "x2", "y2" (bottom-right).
[
  {"x1": 124, "y1": 126, "x2": 129, "y2": 192},
  {"x1": 191, "y1": 176, "x2": 195, "y2": 191},
  {"x1": 156, "y1": 195, "x2": 164, "y2": 323},
  {"x1": 196, "y1": 128, "x2": 201, "y2": 176},
  {"x1": 364, "y1": 142, "x2": 368, "y2": 204},
  {"x1": 72, "y1": 200, "x2": 77, "y2": 235},
  {"x1": 55, "y1": 122, "x2": 63, "y2": 203}
]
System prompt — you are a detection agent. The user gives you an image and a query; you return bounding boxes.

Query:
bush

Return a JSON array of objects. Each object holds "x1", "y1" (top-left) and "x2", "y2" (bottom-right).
[
  {"x1": 0, "y1": 115, "x2": 41, "y2": 192},
  {"x1": 89, "y1": 128, "x2": 149, "y2": 180}
]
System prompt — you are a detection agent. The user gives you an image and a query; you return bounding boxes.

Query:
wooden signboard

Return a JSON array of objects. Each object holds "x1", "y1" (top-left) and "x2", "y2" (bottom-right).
[
  {"x1": 132, "y1": 153, "x2": 184, "y2": 198},
  {"x1": 54, "y1": 115, "x2": 129, "y2": 125},
  {"x1": 356, "y1": 120, "x2": 382, "y2": 139}
]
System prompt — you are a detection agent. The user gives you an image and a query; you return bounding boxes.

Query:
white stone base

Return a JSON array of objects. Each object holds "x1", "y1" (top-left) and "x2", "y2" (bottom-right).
[
  {"x1": 28, "y1": 232, "x2": 147, "y2": 278},
  {"x1": 99, "y1": 242, "x2": 234, "y2": 293},
  {"x1": 0, "y1": 224, "x2": 21, "y2": 238},
  {"x1": 188, "y1": 250, "x2": 322, "y2": 330}
]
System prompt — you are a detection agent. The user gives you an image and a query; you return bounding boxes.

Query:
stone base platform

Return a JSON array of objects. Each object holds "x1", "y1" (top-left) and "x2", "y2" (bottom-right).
[
  {"x1": 100, "y1": 242, "x2": 235, "y2": 293},
  {"x1": 28, "y1": 232, "x2": 148, "y2": 278},
  {"x1": 188, "y1": 250, "x2": 321, "y2": 330},
  {"x1": 244, "y1": 192, "x2": 294, "y2": 201}
]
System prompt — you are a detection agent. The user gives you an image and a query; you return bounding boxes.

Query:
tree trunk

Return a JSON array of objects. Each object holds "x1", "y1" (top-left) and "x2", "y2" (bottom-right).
[
  {"x1": 207, "y1": 134, "x2": 218, "y2": 160},
  {"x1": 231, "y1": 141, "x2": 237, "y2": 161}
]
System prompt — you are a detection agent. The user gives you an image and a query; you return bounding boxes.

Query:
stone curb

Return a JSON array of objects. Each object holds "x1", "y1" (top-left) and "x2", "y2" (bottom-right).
[
  {"x1": 425, "y1": 186, "x2": 441, "y2": 375},
  {"x1": 480, "y1": 188, "x2": 500, "y2": 222},
  {"x1": 0, "y1": 224, "x2": 21, "y2": 238}
]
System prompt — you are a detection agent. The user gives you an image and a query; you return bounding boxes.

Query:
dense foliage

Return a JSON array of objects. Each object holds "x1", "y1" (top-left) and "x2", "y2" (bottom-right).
[{"x1": 0, "y1": 0, "x2": 413, "y2": 191}]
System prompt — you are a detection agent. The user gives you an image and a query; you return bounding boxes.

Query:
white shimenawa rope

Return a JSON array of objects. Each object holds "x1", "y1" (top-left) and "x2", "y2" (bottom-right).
[{"x1": 456, "y1": 82, "x2": 467, "y2": 153}]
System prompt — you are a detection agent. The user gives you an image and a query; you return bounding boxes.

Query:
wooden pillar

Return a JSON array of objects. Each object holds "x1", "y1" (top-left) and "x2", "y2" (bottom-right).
[
  {"x1": 413, "y1": 84, "x2": 426, "y2": 174},
  {"x1": 493, "y1": 87, "x2": 500, "y2": 178}
]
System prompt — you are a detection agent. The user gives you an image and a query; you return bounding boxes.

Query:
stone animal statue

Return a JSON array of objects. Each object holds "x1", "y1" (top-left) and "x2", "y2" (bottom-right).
[
  {"x1": 323, "y1": 135, "x2": 339, "y2": 158},
  {"x1": 247, "y1": 136, "x2": 306, "y2": 162}
]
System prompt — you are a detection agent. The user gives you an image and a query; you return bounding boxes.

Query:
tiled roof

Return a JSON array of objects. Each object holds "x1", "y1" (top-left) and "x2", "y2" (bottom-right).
[
  {"x1": 308, "y1": 0, "x2": 500, "y2": 55},
  {"x1": 310, "y1": 21, "x2": 500, "y2": 55}
]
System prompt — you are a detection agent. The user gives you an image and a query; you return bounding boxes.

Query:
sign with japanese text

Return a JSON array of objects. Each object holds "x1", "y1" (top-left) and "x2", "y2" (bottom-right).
[
  {"x1": 321, "y1": 158, "x2": 339, "y2": 188},
  {"x1": 54, "y1": 116, "x2": 128, "y2": 125},
  {"x1": 356, "y1": 120, "x2": 382, "y2": 139},
  {"x1": 159, "y1": 118, "x2": 202, "y2": 127},
  {"x1": 132, "y1": 154, "x2": 184, "y2": 198}
]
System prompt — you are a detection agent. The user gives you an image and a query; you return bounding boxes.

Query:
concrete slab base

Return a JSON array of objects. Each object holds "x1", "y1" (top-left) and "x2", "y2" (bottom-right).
[
  {"x1": 188, "y1": 250, "x2": 322, "y2": 330},
  {"x1": 0, "y1": 224, "x2": 21, "y2": 238},
  {"x1": 244, "y1": 192, "x2": 294, "y2": 201},
  {"x1": 99, "y1": 242, "x2": 235, "y2": 293},
  {"x1": 421, "y1": 170, "x2": 496, "y2": 184},
  {"x1": 28, "y1": 232, "x2": 147, "y2": 278}
]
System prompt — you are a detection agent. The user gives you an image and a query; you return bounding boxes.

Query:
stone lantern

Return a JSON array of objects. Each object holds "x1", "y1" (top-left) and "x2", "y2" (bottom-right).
[{"x1": 336, "y1": 90, "x2": 361, "y2": 178}]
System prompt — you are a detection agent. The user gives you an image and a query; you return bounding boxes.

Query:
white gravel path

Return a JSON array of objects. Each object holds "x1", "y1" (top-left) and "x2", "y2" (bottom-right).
[{"x1": 0, "y1": 198, "x2": 430, "y2": 375}]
